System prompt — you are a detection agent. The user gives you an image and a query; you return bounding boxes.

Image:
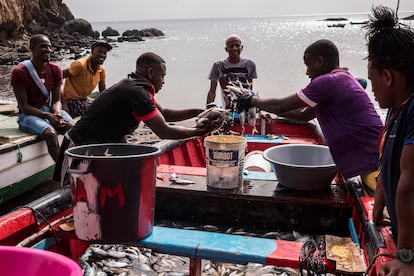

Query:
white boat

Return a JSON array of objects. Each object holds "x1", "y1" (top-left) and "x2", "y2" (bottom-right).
[{"x1": 0, "y1": 111, "x2": 61, "y2": 204}]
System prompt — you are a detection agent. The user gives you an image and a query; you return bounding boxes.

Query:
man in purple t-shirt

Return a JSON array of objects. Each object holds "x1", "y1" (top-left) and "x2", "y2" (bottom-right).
[{"x1": 235, "y1": 39, "x2": 383, "y2": 189}]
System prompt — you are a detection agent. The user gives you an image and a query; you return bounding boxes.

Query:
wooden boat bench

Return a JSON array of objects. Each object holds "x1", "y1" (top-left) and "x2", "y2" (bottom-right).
[
  {"x1": 132, "y1": 225, "x2": 337, "y2": 275},
  {"x1": 33, "y1": 225, "x2": 335, "y2": 276},
  {"x1": 0, "y1": 114, "x2": 37, "y2": 147}
]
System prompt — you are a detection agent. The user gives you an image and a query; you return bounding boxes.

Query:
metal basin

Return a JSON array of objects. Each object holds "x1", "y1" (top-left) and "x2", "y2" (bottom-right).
[{"x1": 263, "y1": 144, "x2": 337, "y2": 190}]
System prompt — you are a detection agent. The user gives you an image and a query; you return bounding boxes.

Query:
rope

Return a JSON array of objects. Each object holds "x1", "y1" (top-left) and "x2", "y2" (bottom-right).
[
  {"x1": 299, "y1": 239, "x2": 317, "y2": 275},
  {"x1": 299, "y1": 237, "x2": 330, "y2": 276},
  {"x1": 12, "y1": 142, "x2": 23, "y2": 163},
  {"x1": 13, "y1": 206, "x2": 68, "y2": 248}
]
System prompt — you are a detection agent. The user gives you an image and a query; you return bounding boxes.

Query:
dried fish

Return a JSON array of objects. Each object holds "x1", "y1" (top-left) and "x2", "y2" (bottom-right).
[
  {"x1": 169, "y1": 172, "x2": 195, "y2": 185},
  {"x1": 103, "y1": 148, "x2": 112, "y2": 156},
  {"x1": 263, "y1": 231, "x2": 280, "y2": 239},
  {"x1": 203, "y1": 224, "x2": 220, "y2": 231},
  {"x1": 96, "y1": 271, "x2": 108, "y2": 276},
  {"x1": 79, "y1": 221, "x2": 326, "y2": 276},
  {"x1": 101, "y1": 259, "x2": 130, "y2": 268},
  {"x1": 90, "y1": 246, "x2": 108, "y2": 257},
  {"x1": 107, "y1": 250, "x2": 127, "y2": 259}
]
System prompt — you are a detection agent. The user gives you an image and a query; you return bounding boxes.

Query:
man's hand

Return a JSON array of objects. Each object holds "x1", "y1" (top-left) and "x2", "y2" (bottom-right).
[
  {"x1": 373, "y1": 203, "x2": 392, "y2": 226},
  {"x1": 236, "y1": 92, "x2": 253, "y2": 113},
  {"x1": 224, "y1": 84, "x2": 255, "y2": 113},
  {"x1": 195, "y1": 108, "x2": 227, "y2": 133},
  {"x1": 48, "y1": 113, "x2": 67, "y2": 129},
  {"x1": 379, "y1": 259, "x2": 414, "y2": 276}
]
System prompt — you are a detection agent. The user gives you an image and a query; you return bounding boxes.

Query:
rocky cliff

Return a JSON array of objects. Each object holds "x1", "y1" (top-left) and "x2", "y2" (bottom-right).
[
  {"x1": 0, "y1": 0, "x2": 99, "y2": 65},
  {"x1": 0, "y1": 0, "x2": 164, "y2": 65},
  {"x1": 0, "y1": 0, "x2": 75, "y2": 42}
]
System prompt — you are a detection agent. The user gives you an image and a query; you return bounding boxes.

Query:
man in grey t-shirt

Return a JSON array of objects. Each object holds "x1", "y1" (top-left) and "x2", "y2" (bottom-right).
[{"x1": 206, "y1": 34, "x2": 257, "y2": 109}]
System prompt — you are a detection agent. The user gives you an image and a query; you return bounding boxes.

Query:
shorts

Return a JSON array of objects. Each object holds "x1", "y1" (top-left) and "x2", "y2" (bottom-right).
[
  {"x1": 68, "y1": 98, "x2": 93, "y2": 118},
  {"x1": 18, "y1": 106, "x2": 74, "y2": 136}
]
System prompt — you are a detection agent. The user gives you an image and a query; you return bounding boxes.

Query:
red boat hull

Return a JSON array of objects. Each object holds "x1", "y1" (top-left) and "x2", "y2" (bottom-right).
[{"x1": 0, "y1": 117, "x2": 395, "y2": 275}]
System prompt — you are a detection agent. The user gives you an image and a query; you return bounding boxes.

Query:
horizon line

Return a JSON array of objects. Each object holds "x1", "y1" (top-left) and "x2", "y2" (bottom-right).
[{"x1": 88, "y1": 11, "x2": 414, "y2": 24}]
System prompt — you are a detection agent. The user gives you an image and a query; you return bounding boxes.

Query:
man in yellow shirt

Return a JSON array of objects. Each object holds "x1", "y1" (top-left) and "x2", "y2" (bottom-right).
[{"x1": 62, "y1": 40, "x2": 112, "y2": 118}]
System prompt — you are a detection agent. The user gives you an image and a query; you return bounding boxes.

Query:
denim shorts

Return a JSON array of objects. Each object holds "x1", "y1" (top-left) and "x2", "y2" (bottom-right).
[{"x1": 18, "y1": 106, "x2": 74, "y2": 136}]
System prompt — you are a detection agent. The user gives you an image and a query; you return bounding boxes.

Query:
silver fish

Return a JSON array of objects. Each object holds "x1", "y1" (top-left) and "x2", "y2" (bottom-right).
[{"x1": 169, "y1": 172, "x2": 195, "y2": 185}]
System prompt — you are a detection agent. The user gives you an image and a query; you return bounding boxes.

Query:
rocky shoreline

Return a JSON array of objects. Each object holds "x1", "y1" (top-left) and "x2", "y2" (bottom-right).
[
  {"x1": 0, "y1": 0, "x2": 164, "y2": 101},
  {"x1": 0, "y1": 25, "x2": 165, "y2": 66}
]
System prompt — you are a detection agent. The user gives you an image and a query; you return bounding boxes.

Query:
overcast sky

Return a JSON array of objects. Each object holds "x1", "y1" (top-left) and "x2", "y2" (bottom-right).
[{"x1": 63, "y1": 0, "x2": 414, "y2": 22}]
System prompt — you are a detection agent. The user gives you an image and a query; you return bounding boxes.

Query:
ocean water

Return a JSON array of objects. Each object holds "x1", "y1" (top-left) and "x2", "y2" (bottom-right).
[
  {"x1": 89, "y1": 15, "x2": 370, "y2": 109},
  {"x1": 2, "y1": 14, "x2": 413, "y2": 116}
]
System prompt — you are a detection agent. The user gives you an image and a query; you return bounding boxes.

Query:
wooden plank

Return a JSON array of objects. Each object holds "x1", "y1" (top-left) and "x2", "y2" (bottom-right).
[
  {"x1": 0, "y1": 114, "x2": 18, "y2": 127},
  {"x1": 0, "y1": 130, "x2": 34, "y2": 145},
  {"x1": 155, "y1": 167, "x2": 349, "y2": 205},
  {"x1": 135, "y1": 226, "x2": 278, "y2": 265},
  {"x1": 0, "y1": 114, "x2": 34, "y2": 144},
  {"x1": 134, "y1": 226, "x2": 338, "y2": 271},
  {"x1": 0, "y1": 104, "x2": 18, "y2": 114}
]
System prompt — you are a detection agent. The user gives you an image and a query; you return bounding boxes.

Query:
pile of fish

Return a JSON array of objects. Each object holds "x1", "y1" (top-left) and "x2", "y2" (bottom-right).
[{"x1": 80, "y1": 220, "x2": 329, "y2": 276}]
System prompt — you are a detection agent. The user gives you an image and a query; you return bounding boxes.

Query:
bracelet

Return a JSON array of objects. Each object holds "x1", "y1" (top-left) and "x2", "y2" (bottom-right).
[{"x1": 206, "y1": 102, "x2": 217, "y2": 109}]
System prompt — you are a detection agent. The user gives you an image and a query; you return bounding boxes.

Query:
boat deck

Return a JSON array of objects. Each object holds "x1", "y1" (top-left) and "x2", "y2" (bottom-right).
[
  {"x1": 0, "y1": 113, "x2": 39, "y2": 153},
  {"x1": 0, "y1": 114, "x2": 395, "y2": 275},
  {"x1": 155, "y1": 163, "x2": 352, "y2": 235},
  {"x1": 149, "y1": 122, "x2": 351, "y2": 235}
]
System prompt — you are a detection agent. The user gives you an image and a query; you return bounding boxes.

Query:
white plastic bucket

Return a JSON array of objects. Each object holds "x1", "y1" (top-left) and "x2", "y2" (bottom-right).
[
  {"x1": 244, "y1": 150, "x2": 273, "y2": 172},
  {"x1": 204, "y1": 135, "x2": 247, "y2": 189}
]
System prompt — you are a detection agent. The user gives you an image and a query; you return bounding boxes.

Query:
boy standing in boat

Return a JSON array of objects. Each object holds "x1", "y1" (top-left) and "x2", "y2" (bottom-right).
[
  {"x1": 206, "y1": 34, "x2": 257, "y2": 109},
  {"x1": 366, "y1": 6, "x2": 414, "y2": 275},
  {"x1": 10, "y1": 34, "x2": 74, "y2": 162},
  {"x1": 234, "y1": 39, "x2": 383, "y2": 191},
  {"x1": 62, "y1": 40, "x2": 112, "y2": 118}
]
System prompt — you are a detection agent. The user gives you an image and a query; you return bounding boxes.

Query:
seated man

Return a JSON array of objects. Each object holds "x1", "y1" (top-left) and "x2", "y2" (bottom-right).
[
  {"x1": 10, "y1": 34, "x2": 74, "y2": 162},
  {"x1": 62, "y1": 40, "x2": 112, "y2": 118}
]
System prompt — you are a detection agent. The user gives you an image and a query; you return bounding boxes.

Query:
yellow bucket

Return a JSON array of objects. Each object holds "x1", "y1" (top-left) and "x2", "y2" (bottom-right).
[{"x1": 204, "y1": 135, "x2": 247, "y2": 189}]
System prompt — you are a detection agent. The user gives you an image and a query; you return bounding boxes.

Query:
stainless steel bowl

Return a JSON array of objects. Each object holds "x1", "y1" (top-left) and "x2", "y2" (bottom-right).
[{"x1": 263, "y1": 144, "x2": 337, "y2": 190}]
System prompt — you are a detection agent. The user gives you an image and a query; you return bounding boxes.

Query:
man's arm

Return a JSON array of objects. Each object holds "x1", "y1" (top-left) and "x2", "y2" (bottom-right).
[
  {"x1": 144, "y1": 112, "x2": 217, "y2": 139},
  {"x1": 61, "y1": 93, "x2": 69, "y2": 113},
  {"x1": 206, "y1": 80, "x2": 218, "y2": 105},
  {"x1": 98, "y1": 80, "x2": 106, "y2": 92},
  {"x1": 62, "y1": 69, "x2": 71, "y2": 79},
  {"x1": 156, "y1": 102, "x2": 203, "y2": 122},
  {"x1": 50, "y1": 85, "x2": 62, "y2": 114},
  {"x1": 13, "y1": 85, "x2": 50, "y2": 118},
  {"x1": 373, "y1": 172, "x2": 386, "y2": 224},
  {"x1": 98, "y1": 68, "x2": 107, "y2": 93},
  {"x1": 279, "y1": 106, "x2": 316, "y2": 122},
  {"x1": 12, "y1": 84, "x2": 66, "y2": 129},
  {"x1": 379, "y1": 144, "x2": 414, "y2": 275},
  {"x1": 396, "y1": 144, "x2": 414, "y2": 250},
  {"x1": 49, "y1": 85, "x2": 70, "y2": 128},
  {"x1": 251, "y1": 93, "x2": 308, "y2": 116}
]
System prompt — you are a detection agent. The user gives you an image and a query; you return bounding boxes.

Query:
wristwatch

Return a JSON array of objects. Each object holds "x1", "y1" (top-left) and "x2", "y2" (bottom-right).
[{"x1": 396, "y1": 248, "x2": 414, "y2": 264}]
